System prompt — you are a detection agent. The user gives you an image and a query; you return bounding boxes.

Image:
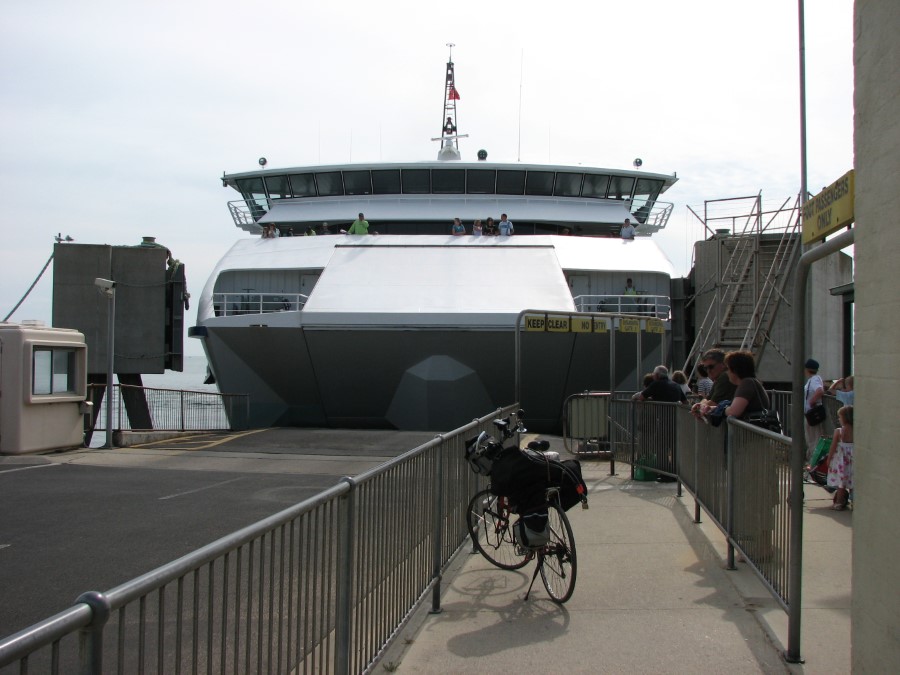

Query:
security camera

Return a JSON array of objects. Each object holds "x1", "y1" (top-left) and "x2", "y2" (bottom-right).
[{"x1": 94, "y1": 278, "x2": 116, "y2": 291}]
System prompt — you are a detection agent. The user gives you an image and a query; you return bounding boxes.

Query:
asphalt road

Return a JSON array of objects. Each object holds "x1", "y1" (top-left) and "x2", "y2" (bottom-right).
[{"x1": 0, "y1": 428, "x2": 436, "y2": 637}]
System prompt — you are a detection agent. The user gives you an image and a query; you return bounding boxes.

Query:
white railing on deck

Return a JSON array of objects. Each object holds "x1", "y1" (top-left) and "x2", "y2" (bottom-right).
[
  {"x1": 213, "y1": 292, "x2": 308, "y2": 316},
  {"x1": 573, "y1": 294, "x2": 671, "y2": 320}
]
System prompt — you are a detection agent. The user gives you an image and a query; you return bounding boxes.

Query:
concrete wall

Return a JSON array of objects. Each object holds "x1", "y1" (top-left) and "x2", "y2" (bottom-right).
[{"x1": 852, "y1": 0, "x2": 900, "y2": 670}]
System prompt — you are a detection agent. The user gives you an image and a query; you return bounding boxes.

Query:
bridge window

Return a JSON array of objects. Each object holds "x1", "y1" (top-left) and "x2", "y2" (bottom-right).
[
  {"x1": 264, "y1": 175, "x2": 291, "y2": 199},
  {"x1": 288, "y1": 173, "x2": 317, "y2": 197},
  {"x1": 343, "y1": 170, "x2": 372, "y2": 195},
  {"x1": 315, "y1": 172, "x2": 344, "y2": 197},
  {"x1": 607, "y1": 175, "x2": 635, "y2": 200},
  {"x1": 633, "y1": 178, "x2": 664, "y2": 204},
  {"x1": 497, "y1": 170, "x2": 526, "y2": 195},
  {"x1": 525, "y1": 171, "x2": 554, "y2": 196},
  {"x1": 401, "y1": 169, "x2": 430, "y2": 194},
  {"x1": 33, "y1": 348, "x2": 77, "y2": 396},
  {"x1": 554, "y1": 172, "x2": 583, "y2": 197},
  {"x1": 372, "y1": 169, "x2": 401, "y2": 194},
  {"x1": 236, "y1": 177, "x2": 266, "y2": 201},
  {"x1": 432, "y1": 169, "x2": 465, "y2": 193},
  {"x1": 581, "y1": 174, "x2": 610, "y2": 198},
  {"x1": 466, "y1": 169, "x2": 496, "y2": 194}
]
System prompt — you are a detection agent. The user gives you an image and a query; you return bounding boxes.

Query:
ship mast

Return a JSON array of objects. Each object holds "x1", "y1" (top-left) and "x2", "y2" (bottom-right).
[{"x1": 432, "y1": 43, "x2": 467, "y2": 161}]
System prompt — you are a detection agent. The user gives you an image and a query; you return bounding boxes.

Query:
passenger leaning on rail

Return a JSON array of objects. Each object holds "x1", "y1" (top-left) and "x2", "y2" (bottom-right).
[
  {"x1": 720, "y1": 351, "x2": 769, "y2": 420},
  {"x1": 691, "y1": 348, "x2": 737, "y2": 417}
]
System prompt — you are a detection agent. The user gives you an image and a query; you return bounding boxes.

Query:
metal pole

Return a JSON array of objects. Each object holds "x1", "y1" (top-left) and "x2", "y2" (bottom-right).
[
  {"x1": 105, "y1": 290, "x2": 115, "y2": 449},
  {"x1": 798, "y1": 0, "x2": 808, "y2": 213},
  {"x1": 787, "y1": 228, "x2": 855, "y2": 662},
  {"x1": 334, "y1": 478, "x2": 356, "y2": 674},
  {"x1": 430, "y1": 441, "x2": 446, "y2": 613}
]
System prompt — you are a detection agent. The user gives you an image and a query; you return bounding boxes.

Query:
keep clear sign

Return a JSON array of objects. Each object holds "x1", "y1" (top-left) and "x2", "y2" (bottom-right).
[
  {"x1": 619, "y1": 318, "x2": 640, "y2": 333},
  {"x1": 547, "y1": 315, "x2": 570, "y2": 332},
  {"x1": 524, "y1": 315, "x2": 546, "y2": 331},
  {"x1": 646, "y1": 318, "x2": 665, "y2": 334}
]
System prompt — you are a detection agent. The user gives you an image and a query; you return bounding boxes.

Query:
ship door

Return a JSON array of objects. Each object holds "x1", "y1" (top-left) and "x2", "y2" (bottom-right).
[
  {"x1": 568, "y1": 274, "x2": 592, "y2": 312},
  {"x1": 300, "y1": 273, "x2": 320, "y2": 300}
]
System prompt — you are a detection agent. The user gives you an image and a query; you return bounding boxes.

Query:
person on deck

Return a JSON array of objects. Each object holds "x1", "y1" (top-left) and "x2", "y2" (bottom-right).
[
  {"x1": 829, "y1": 375, "x2": 855, "y2": 406},
  {"x1": 484, "y1": 217, "x2": 498, "y2": 236},
  {"x1": 803, "y1": 358, "x2": 825, "y2": 461},
  {"x1": 472, "y1": 219, "x2": 483, "y2": 237},
  {"x1": 451, "y1": 218, "x2": 466, "y2": 236},
  {"x1": 348, "y1": 213, "x2": 369, "y2": 235},
  {"x1": 498, "y1": 214, "x2": 514, "y2": 236},
  {"x1": 620, "y1": 218, "x2": 635, "y2": 239}
]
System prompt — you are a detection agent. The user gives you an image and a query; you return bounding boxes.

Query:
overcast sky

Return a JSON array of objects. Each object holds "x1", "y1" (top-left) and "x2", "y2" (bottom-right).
[{"x1": 1, "y1": 0, "x2": 854, "y2": 357}]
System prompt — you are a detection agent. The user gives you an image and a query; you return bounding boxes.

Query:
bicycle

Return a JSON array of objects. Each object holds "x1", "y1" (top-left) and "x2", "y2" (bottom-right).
[{"x1": 464, "y1": 414, "x2": 585, "y2": 603}]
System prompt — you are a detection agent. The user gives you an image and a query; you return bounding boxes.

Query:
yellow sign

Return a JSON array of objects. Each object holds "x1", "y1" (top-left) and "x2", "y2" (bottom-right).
[
  {"x1": 571, "y1": 317, "x2": 593, "y2": 333},
  {"x1": 524, "y1": 315, "x2": 546, "y2": 331},
  {"x1": 547, "y1": 315, "x2": 570, "y2": 333},
  {"x1": 802, "y1": 170, "x2": 855, "y2": 244},
  {"x1": 646, "y1": 318, "x2": 665, "y2": 334},
  {"x1": 593, "y1": 318, "x2": 609, "y2": 333},
  {"x1": 619, "y1": 318, "x2": 640, "y2": 334}
]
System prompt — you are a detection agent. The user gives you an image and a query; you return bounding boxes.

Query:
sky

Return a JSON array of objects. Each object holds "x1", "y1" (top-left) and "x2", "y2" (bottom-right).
[{"x1": 0, "y1": 0, "x2": 854, "y2": 357}]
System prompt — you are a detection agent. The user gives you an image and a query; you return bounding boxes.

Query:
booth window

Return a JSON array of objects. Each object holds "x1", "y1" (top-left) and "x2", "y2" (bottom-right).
[{"x1": 33, "y1": 348, "x2": 76, "y2": 396}]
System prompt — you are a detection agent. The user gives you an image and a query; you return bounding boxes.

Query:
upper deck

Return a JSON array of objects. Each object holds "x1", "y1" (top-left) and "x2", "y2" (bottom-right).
[{"x1": 223, "y1": 161, "x2": 678, "y2": 237}]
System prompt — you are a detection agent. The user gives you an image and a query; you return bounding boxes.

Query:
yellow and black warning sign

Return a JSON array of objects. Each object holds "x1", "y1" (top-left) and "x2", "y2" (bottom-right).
[
  {"x1": 802, "y1": 170, "x2": 854, "y2": 244},
  {"x1": 646, "y1": 318, "x2": 665, "y2": 334},
  {"x1": 524, "y1": 313, "x2": 661, "y2": 335},
  {"x1": 619, "y1": 318, "x2": 640, "y2": 333}
]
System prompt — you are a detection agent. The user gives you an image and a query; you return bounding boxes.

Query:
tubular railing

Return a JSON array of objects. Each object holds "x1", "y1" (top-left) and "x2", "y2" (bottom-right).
[
  {"x1": 88, "y1": 384, "x2": 250, "y2": 433},
  {"x1": 601, "y1": 400, "x2": 793, "y2": 611},
  {"x1": 0, "y1": 406, "x2": 517, "y2": 675},
  {"x1": 572, "y1": 294, "x2": 671, "y2": 319},
  {"x1": 213, "y1": 292, "x2": 308, "y2": 316}
]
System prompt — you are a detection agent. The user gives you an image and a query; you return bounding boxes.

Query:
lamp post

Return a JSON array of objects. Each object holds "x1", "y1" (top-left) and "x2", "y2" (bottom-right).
[{"x1": 94, "y1": 278, "x2": 116, "y2": 448}]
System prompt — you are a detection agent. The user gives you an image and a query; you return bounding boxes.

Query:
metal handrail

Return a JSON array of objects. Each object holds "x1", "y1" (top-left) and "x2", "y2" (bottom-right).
[
  {"x1": 213, "y1": 292, "x2": 308, "y2": 316},
  {"x1": 572, "y1": 294, "x2": 671, "y2": 319},
  {"x1": 225, "y1": 196, "x2": 676, "y2": 234}
]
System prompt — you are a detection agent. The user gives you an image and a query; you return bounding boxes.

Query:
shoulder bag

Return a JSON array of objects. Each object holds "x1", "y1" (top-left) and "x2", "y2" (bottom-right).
[{"x1": 745, "y1": 379, "x2": 783, "y2": 434}]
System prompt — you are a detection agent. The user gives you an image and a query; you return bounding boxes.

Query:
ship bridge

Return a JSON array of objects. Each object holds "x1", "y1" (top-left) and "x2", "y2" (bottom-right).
[{"x1": 222, "y1": 162, "x2": 677, "y2": 238}]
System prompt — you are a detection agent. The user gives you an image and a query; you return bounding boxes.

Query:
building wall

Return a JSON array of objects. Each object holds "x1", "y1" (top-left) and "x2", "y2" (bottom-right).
[{"x1": 852, "y1": 0, "x2": 900, "y2": 670}]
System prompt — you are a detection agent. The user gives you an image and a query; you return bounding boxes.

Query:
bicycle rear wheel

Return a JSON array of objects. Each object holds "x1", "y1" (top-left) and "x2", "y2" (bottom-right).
[
  {"x1": 466, "y1": 489, "x2": 531, "y2": 570},
  {"x1": 539, "y1": 504, "x2": 577, "y2": 603}
]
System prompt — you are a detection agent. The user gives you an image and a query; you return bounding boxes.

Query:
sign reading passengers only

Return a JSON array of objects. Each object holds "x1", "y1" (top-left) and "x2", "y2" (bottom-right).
[
  {"x1": 802, "y1": 170, "x2": 855, "y2": 244},
  {"x1": 524, "y1": 314, "x2": 665, "y2": 334}
]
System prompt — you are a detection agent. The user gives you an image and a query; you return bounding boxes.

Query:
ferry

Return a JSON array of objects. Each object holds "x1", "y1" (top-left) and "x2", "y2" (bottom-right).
[{"x1": 190, "y1": 50, "x2": 679, "y2": 432}]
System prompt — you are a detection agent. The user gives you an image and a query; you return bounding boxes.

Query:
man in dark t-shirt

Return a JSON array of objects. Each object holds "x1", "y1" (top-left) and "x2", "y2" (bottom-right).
[{"x1": 633, "y1": 365, "x2": 687, "y2": 403}]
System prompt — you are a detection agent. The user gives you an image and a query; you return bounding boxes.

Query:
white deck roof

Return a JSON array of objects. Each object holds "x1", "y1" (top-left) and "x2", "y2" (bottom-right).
[{"x1": 198, "y1": 235, "x2": 676, "y2": 326}]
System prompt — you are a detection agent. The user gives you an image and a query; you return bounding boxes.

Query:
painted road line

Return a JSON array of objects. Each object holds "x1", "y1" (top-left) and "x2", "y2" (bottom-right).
[
  {"x1": 158, "y1": 477, "x2": 244, "y2": 501},
  {"x1": 0, "y1": 464, "x2": 59, "y2": 475}
]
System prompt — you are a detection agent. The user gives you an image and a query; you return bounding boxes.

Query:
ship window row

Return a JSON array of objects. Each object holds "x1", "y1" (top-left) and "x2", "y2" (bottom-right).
[{"x1": 236, "y1": 170, "x2": 664, "y2": 204}]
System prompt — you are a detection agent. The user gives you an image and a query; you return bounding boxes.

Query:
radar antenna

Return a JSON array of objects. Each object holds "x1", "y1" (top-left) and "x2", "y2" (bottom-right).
[{"x1": 431, "y1": 43, "x2": 468, "y2": 161}]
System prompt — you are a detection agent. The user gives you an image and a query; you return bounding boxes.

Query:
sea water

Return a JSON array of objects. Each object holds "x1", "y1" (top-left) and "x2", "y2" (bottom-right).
[{"x1": 140, "y1": 354, "x2": 216, "y2": 392}]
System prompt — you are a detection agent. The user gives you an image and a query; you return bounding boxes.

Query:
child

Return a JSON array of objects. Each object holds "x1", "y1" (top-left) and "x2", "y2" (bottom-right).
[{"x1": 825, "y1": 405, "x2": 853, "y2": 510}]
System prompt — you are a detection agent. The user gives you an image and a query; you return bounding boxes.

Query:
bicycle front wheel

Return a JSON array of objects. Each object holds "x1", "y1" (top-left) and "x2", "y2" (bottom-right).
[
  {"x1": 466, "y1": 489, "x2": 531, "y2": 570},
  {"x1": 539, "y1": 504, "x2": 577, "y2": 603}
]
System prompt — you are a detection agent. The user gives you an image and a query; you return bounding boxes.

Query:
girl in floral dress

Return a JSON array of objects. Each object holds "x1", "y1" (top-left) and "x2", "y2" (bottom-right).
[{"x1": 826, "y1": 405, "x2": 854, "y2": 510}]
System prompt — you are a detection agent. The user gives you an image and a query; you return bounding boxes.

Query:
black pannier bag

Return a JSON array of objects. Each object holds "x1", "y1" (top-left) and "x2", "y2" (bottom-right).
[
  {"x1": 488, "y1": 447, "x2": 548, "y2": 512},
  {"x1": 548, "y1": 458, "x2": 587, "y2": 511},
  {"x1": 489, "y1": 448, "x2": 587, "y2": 512}
]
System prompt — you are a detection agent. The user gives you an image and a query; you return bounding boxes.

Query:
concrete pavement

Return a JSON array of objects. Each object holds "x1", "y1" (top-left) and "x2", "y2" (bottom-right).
[{"x1": 383, "y1": 461, "x2": 851, "y2": 674}]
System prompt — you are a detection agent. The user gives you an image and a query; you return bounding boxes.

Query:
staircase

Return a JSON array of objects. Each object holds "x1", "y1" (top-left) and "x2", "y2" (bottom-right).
[{"x1": 683, "y1": 195, "x2": 801, "y2": 372}]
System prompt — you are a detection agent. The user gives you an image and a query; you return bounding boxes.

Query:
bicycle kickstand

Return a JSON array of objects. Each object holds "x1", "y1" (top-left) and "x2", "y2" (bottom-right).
[{"x1": 524, "y1": 558, "x2": 542, "y2": 601}]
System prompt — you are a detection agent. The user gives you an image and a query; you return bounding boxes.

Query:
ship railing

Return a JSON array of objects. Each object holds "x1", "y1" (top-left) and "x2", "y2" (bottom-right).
[
  {"x1": 226, "y1": 196, "x2": 676, "y2": 233},
  {"x1": 0, "y1": 405, "x2": 519, "y2": 675},
  {"x1": 213, "y1": 292, "x2": 308, "y2": 316},
  {"x1": 573, "y1": 293, "x2": 671, "y2": 319},
  {"x1": 631, "y1": 199, "x2": 674, "y2": 233},
  {"x1": 87, "y1": 383, "x2": 250, "y2": 433}
]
